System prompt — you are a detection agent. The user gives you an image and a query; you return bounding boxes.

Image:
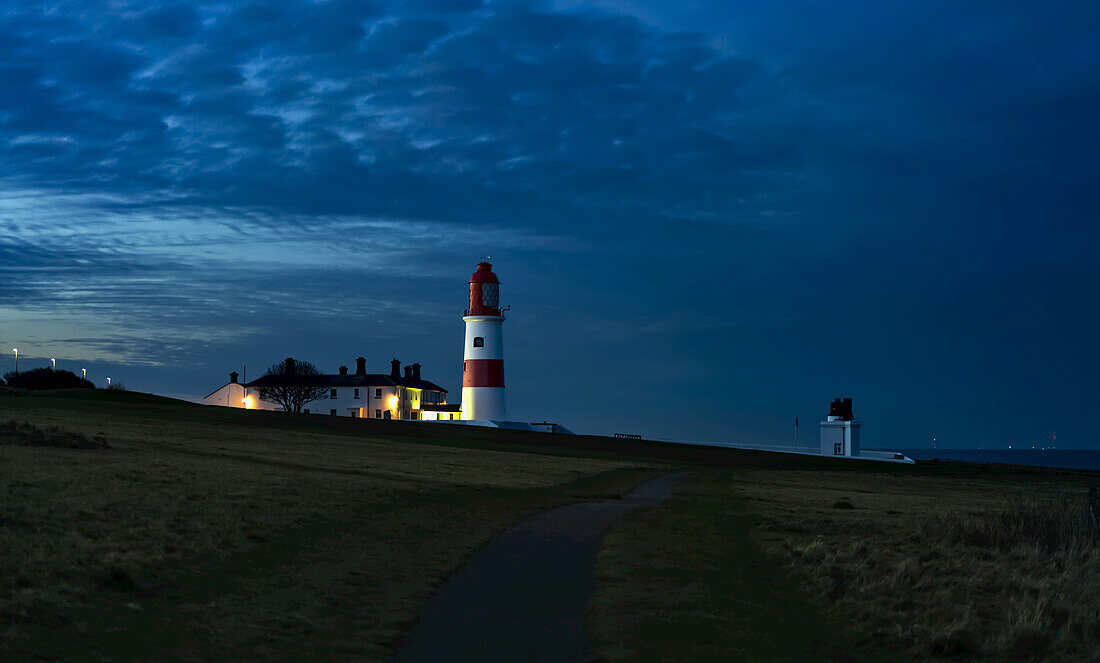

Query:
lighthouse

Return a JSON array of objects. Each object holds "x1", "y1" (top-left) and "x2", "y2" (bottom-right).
[{"x1": 461, "y1": 261, "x2": 506, "y2": 421}]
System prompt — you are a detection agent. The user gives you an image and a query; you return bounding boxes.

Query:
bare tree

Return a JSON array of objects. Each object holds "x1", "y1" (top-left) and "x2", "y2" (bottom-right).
[{"x1": 256, "y1": 357, "x2": 329, "y2": 413}]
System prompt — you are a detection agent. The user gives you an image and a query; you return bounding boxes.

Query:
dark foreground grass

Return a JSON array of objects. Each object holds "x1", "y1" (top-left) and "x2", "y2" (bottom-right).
[
  {"x1": 0, "y1": 390, "x2": 650, "y2": 661},
  {"x1": 7, "y1": 389, "x2": 1098, "y2": 662},
  {"x1": 589, "y1": 467, "x2": 1100, "y2": 662},
  {"x1": 587, "y1": 470, "x2": 888, "y2": 663}
]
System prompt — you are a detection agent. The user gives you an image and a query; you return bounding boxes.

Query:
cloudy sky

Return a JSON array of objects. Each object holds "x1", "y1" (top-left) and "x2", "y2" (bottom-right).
[{"x1": 1, "y1": 0, "x2": 1097, "y2": 447}]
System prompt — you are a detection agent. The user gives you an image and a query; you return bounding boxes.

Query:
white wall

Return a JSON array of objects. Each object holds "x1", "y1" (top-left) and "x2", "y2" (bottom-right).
[
  {"x1": 820, "y1": 420, "x2": 861, "y2": 457},
  {"x1": 204, "y1": 381, "x2": 445, "y2": 419}
]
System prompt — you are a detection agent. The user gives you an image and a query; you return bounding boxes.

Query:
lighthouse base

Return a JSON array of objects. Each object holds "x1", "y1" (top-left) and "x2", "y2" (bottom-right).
[{"x1": 461, "y1": 386, "x2": 505, "y2": 421}]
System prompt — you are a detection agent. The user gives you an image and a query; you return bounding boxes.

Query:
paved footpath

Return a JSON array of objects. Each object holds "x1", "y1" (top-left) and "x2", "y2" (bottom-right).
[{"x1": 393, "y1": 473, "x2": 689, "y2": 663}]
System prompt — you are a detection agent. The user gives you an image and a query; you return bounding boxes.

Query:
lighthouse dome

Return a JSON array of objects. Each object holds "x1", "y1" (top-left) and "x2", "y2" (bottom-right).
[
  {"x1": 470, "y1": 262, "x2": 499, "y2": 284},
  {"x1": 467, "y1": 262, "x2": 501, "y2": 316}
]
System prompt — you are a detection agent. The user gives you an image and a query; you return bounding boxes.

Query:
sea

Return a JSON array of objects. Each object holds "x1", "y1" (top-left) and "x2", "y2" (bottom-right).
[{"x1": 875, "y1": 449, "x2": 1100, "y2": 472}]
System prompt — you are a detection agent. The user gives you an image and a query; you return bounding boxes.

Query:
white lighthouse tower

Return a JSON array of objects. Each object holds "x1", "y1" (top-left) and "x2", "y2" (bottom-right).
[{"x1": 461, "y1": 261, "x2": 506, "y2": 421}]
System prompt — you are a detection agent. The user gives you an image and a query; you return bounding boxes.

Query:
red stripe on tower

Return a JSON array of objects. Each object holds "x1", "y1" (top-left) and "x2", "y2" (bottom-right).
[{"x1": 463, "y1": 359, "x2": 505, "y2": 388}]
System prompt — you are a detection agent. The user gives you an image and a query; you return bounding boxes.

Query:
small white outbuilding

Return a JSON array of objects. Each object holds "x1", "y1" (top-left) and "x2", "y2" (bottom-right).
[{"x1": 820, "y1": 397, "x2": 861, "y2": 457}]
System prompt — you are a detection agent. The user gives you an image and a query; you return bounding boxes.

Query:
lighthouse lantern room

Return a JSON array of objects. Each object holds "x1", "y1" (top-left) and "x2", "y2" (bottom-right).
[{"x1": 461, "y1": 262, "x2": 506, "y2": 421}]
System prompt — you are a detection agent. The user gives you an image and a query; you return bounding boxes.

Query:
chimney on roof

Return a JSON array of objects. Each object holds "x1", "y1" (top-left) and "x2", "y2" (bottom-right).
[
  {"x1": 390, "y1": 358, "x2": 401, "y2": 380},
  {"x1": 339, "y1": 365, "x2": 348, "y2": 376},
  {"x1": 404, "y1": 365, "x2": 412, "y2": 380},
  {"x1": 412, "y1": 363, "x2": 421, "y2": 380},
  {"x1": 230, "y1": 371, "x2": 238, "y2": 384},
  {"x1": 355, "y1": 357, "x2": 366, "y2": 376}
]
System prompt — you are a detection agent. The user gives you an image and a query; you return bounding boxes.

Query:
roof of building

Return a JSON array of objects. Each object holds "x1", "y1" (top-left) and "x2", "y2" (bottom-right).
[
  {"x1": 203, "y1": 381, "x2": 242, "y2": 399},
  {"x1": 245, "y1": 373, "x2": 447, "y2": 392}
]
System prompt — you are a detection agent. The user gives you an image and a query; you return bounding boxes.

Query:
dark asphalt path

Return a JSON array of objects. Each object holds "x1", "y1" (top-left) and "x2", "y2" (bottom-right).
[{"x1": 393, "y1": 472, "x2": 690, "y2": 663}]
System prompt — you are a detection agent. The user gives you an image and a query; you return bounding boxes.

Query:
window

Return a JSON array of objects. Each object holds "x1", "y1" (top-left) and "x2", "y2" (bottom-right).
[
  {"x1": 375, "y1": 388, "x2": 382, "y2": 398},
  {"x1": 375, "y1": 409, "x2": 382, "y2": 418},
  {"x1": 384, "y1": 411, "x2": 391, "y2": 420},
  {"x1": 411, "y1": 412, "x2": 419, "y2": 420},
  {"x1": 834, "y1": 442, "x2": 843, "y2": 455},
  {"x1": 354, "y1": 388, "x2": 360, "y2": 399},
  {"x1": 351, "y1": 411, "x2": 359, "y2": 418},
  {"x1": 481, "y1": 282, "x2": 499, "y2": 307},
  {"x1": 330, "y1": 409, "x2": 337, "y2": 416},
  {"x1": 330, "y1": 388, "x2": 338, "y2": 399},
  {"x1": 473, "y1": 336, "x2": 484, "y2": 347}
]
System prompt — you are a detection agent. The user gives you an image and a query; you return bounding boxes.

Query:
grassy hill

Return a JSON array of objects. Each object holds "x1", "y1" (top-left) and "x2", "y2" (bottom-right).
[
  {"x1": 2, "y1": 390, "x2": 1098, "y2": 661},
  {"x1": 0, "y1": 390, "x2": 656, "y2": 660}
]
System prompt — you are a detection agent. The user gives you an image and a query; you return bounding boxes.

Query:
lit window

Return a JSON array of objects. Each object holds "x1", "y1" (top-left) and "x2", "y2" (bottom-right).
[{"x1": 473, "y1": 337, "x2": 484, "y2": 347}]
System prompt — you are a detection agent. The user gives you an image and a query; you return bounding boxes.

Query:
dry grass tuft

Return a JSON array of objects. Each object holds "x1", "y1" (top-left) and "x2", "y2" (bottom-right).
[
  {"x1": 739, "y1": 470, "x2": 1100, "y2": 662},
  {"x1": 927, "y1": 495, "x2": 1098, "y2": 554},
  {"x1": 0, "y1": 419, "x2": 109, "y2": 449}
]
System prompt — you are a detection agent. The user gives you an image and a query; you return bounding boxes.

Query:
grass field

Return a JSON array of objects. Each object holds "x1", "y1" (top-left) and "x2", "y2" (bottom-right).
[
  {"x1": 589, "y1": 465, "x2": 1100, "y2": 662},
  {"x1": 4, "y1": 389, "x2": 1098, "y2": 662},
  {"x1": 0, "y1": 390, "x2": 652, "y2": 661}
]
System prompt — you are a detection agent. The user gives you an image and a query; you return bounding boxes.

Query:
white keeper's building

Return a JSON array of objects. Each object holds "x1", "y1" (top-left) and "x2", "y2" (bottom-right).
[{"x1": 203, "y1": 356, "x2": 459, "y2": 421}]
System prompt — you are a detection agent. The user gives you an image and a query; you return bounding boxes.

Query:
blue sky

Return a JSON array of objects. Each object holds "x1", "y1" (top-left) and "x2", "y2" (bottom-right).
[{"x1": 1, "y1": 0, "x2": 1097, "y2": 447}]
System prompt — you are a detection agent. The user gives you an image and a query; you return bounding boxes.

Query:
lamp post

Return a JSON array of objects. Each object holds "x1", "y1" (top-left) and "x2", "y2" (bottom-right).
[
  {"x1": 50, "y1": 358, "x2": 56, "y2": 370},
  {"x1": 12, "y1": 348, "x2": 17, "y2": 374},
  {"x1": 82, "y1": 368, "x2": 87, "y2": 380},
  {"x1": 106, "y1": 377, "x2": 111, "y2": 388}
]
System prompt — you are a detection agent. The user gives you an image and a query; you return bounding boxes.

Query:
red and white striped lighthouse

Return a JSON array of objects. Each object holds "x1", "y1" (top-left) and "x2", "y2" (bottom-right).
[{"x1": 461, "y1": 261, "x2": 506, "y2": 421}]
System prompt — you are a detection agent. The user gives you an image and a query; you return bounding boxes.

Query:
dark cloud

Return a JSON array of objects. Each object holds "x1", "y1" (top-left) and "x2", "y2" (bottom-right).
[{"x1": 0, "y1": 0, "x2": 780, "y2": 226}]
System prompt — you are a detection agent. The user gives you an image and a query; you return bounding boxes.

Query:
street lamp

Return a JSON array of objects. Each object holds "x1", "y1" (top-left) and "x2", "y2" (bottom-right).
[
  {"x1": 82, "y1": 368, "x2": 87, "y2": 380},
  {"x1": 106, "y1": 377, "x2": 111, "y2": 388},
  {"x1": 12, "y1": 348, "x2": 18, "y2": 374},
  {"x1": 50, "y1": 358, "x2": 56, "y2": 370}
]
